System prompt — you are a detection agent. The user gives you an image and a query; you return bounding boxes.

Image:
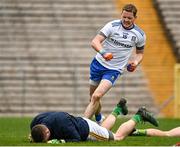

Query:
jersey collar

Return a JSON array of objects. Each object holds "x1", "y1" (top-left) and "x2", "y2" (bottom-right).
[{"x1": 121, "y1": 21, "x2": 134, "y2": 30}]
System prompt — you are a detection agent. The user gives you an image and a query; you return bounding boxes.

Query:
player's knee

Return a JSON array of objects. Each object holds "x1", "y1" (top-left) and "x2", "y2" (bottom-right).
[
  {"x1": 91, "y1": 92, "x2": 102, "y2": 103},
  {"x1": 114, "y1": 134, "x2": 125, "y2": 141}
]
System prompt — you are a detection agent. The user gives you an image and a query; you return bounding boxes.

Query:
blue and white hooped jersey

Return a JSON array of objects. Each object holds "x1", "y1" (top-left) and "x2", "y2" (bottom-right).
[{"x1": 95, "y1": 19, "x2": 146, "y2": 73}]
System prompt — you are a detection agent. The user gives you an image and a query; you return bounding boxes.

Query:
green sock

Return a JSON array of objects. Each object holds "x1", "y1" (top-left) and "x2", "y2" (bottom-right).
[
  {"x1": 132, "y1": 129, "x2": 147, "y2": 136},
  {"x1": 131, "y1": 114, "x2": 142, "y2": 123},
  {"x1": 111, "y1": 106, "x2": 122, "y2": 117}
]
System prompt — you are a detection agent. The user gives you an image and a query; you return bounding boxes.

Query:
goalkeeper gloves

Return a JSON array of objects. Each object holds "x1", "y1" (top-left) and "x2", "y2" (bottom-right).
[{"x1": 47, "y1": 139, "x2": 66, "y2": 144}]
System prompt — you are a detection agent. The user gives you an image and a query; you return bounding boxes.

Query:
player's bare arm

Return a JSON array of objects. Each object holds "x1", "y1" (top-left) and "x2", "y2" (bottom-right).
[
  {"x1": 91, "y1": 34, "x2": 113, "y2": 61},
  {"x1": 134, "y1": 49, "x2": 144, "y2": 65},
  {"x1": 91, "y1": 34, "x2": 105, "y2": 52},
  {"x1": 127, "y1": 49, "x2": 144, "y2": 72}
]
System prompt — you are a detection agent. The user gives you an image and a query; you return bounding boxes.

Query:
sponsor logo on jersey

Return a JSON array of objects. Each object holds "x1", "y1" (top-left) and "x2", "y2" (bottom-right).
[
  {"x1": 110, "y1": 38, "x2": 132, "y2": 48},
  {"x1": 114, "y1": 33, "x2": 120, "y2": 36}
]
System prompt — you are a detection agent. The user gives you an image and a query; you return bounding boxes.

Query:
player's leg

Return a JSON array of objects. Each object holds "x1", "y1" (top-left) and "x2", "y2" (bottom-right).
[
  {"x1": 147, "y1": 129, "x2": 170, "y2": 136},
  {"x1": 89, "y1": 84, "x2": 98, "y2": 98},
  {"x1": 83, "y1": 117, "x2": 114, "y2": 141},
  {"x1": 134, "y1": 127, "x2": 180, "y2": 137},
  {"x1": 84, "y1": 58, "x2": 103, "y2": 119},
  {"x1": 165, "y1": 127, "x2": 180, "y2": 137},
  {"x1": 101, "y1": 98, "x2": 128, "y2": 130},
  {"x1": 95, "y1": 101, "x2": 105, "y2": 124},
  {"x1": 114, "y1": 107, "x2": 158, "y2": 140},
  {"x1": 89, "y1": 84, "x2": 104, "y2": 123},
  {"x1": 84, "y1": 58, "x2": 120, "y2": 120},
  {"x1": 84, "y1": 79, "x2": 112, "y2": 119},
  {"x1": 93, "y1": 69, "x2": 120, "y2": 123},
  {"x1": 114, "y1": 119, "x2": 136, "y2": 140}
]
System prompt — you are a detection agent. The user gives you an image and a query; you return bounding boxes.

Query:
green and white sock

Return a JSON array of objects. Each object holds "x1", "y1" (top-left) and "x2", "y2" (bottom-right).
[{"x1": 132, "y1": 129, "x2": 147, "y2": 136}]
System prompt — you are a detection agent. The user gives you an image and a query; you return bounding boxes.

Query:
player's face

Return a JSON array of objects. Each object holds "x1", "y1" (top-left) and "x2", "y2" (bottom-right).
[
  {"x1": 43, "y1": 127, "x2": 51, "y2": 142},
  {"x1": 121, "y1": 10, "x2": 136, "y2": 29}
]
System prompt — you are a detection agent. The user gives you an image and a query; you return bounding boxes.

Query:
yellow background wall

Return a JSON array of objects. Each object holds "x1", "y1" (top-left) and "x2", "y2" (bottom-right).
[{"x1": 115, "y1": 0, "x2": 176, "y2": 117}]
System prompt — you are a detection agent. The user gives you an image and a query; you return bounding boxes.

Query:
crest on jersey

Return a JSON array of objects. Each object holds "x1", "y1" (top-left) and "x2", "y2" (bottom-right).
[
  {"x1": 123, "y1": 32, "x2": 128, "y2": 39},
  {"x1": 131, "y1": 36, "x2": 136, "y2": 41}
]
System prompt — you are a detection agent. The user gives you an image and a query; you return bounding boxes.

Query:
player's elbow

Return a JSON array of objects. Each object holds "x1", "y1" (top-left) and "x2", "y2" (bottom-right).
[
  {"x1": 136, "y1": 52, "x2": 144, "y2": 59},
  {"x1": 90, "y1": 39, "x2": 97, "y2": 48}
]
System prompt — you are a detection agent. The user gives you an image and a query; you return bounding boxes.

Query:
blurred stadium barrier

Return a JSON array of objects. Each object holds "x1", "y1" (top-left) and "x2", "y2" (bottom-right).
[{"x1": 174, "y1": 64, "x2": 180, "y2": 118}]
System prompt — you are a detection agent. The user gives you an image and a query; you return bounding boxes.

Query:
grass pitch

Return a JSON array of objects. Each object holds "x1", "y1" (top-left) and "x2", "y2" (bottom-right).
[{"x1": 0, "y1": 117, "x2": 179, "y2": 146}]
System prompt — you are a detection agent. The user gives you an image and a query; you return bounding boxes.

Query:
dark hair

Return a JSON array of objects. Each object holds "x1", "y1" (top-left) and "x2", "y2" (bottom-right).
[
  {"x1": 31, "y1": 125, "x2": 46, "y2": 142},
  {"x1": 122, "y1": 4, "x2": 137, "y2": 17}
]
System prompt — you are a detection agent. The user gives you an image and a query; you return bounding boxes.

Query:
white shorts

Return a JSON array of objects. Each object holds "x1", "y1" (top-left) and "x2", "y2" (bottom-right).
[{"x1": 83, "y1": 117, "x2": 114, "y2": 141}]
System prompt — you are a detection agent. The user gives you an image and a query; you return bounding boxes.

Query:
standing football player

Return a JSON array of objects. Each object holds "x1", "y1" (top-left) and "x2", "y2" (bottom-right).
[{"x1": 84, "y1": 4, "x2": 146, "y2": 123}]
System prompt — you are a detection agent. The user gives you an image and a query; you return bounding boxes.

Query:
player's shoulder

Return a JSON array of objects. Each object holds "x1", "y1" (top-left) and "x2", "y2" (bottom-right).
[
  {"x1": 52, "y1": 112, "x2": 71, "y2": 122},
  {"x1": 132, "y1": 24, "x2": 145, "y2": 37},
  {"x1": 54, "y1": 111, "x2": 69, "y2": 117},
  {"x1": 106, "y1": 19, "x2": 121, "y2": 27}
]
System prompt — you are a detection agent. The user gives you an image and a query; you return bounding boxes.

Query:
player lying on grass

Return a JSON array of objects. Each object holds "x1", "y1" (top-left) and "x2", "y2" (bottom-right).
[{"x1": 29, "y1": 98, "x2": 158, "y2": 143}]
